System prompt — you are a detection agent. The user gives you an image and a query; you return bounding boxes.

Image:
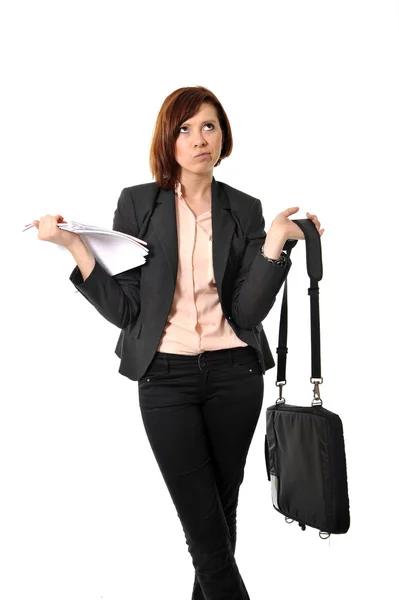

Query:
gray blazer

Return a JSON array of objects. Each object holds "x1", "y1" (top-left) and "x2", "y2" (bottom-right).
[{"x1": 69, "y1": 176, "x2": 292, "y2": 381}]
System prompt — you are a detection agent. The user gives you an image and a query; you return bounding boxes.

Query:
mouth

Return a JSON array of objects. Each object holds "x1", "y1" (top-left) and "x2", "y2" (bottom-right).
[{"x1": 195, "y1": 152, "x2": 211, "y2": 158}]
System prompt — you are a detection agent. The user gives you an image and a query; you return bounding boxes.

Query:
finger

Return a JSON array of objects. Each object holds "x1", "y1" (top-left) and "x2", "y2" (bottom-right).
[
  {"x1": 282, "y1": 207, "x2": 300, "y2": 216},
  {"x1": 306, "y1": 212, "x2": 321, "y2": 229}
]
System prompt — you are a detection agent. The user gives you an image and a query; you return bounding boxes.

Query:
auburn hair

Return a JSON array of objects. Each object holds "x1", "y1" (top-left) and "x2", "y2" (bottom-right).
[{"x1": 149, "y1": 86, "x2": 233, "y2": 190}]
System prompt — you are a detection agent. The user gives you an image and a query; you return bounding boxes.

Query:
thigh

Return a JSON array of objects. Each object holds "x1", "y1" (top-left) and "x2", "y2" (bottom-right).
[
  {"x1": 138, "y1": 366, "x2": 231, "y2": 543},
  {"x1": 138, "y1": 361, "x2": 208, "y2": 478},
  {"x1": 203, "y1": 352, "x2": 264, "y2": 483}
]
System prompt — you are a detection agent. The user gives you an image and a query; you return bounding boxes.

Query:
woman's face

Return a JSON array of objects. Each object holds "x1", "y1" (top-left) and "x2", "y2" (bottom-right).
[{"x1": 174, "y1": 102, "x2": 223, "y2": 178}]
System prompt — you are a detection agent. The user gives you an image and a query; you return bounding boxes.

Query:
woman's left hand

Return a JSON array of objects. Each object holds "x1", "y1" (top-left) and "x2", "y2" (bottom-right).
[{"x1": 271, "y1": 207, "x2": 325, "y2": 240}]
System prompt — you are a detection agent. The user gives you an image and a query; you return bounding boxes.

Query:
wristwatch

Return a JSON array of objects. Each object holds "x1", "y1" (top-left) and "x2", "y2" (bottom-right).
[{"x1": 260, "y1": 245, "x2": 287, "y2": 266}]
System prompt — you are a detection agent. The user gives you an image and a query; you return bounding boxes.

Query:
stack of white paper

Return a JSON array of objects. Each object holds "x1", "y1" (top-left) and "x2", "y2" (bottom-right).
[
  {"x1": 23, "y1": 220, "x2": 149, "y2": 276},
  {"x1": 58, "y1": 221, "x2": 149, "y2": 276}
]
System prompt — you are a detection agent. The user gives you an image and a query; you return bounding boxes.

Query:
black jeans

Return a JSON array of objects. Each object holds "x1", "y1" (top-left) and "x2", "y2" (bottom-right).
[{"x1": 138, "y1": 345, "x2": 264, "y2": 600}]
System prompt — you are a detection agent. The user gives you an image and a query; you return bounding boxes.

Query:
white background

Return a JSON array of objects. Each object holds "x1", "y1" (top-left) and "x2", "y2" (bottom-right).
[{"x1": 1, "y1": 1, "x2": 398, "y2": 599}]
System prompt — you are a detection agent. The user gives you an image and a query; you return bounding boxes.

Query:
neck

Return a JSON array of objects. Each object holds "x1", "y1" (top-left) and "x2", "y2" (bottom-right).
[{"x1": 178, "y1": 171, "x2": 213, "y2": 202}]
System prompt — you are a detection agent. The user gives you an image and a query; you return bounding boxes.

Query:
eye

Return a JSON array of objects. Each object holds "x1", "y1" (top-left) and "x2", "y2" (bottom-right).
[{"x1": 178, "y1": 123, "x2": 215, "y2": 133}]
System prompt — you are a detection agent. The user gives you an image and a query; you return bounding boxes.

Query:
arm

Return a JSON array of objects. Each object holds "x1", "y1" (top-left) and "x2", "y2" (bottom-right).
[
  {"x1": 68, "y1": 240, "x2": 95, "y2": 280},
  {"x1": 68, "y1": 188, "x2": 142, "y2": 330},
  {"x1": 230, "y1": 198, "x2": 291, "y2": 328}
]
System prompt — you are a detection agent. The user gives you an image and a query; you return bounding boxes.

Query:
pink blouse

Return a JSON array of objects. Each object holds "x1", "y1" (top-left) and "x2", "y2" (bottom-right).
[{"x1": 156, "y1": 181, "x2": 248, "y2": 354}]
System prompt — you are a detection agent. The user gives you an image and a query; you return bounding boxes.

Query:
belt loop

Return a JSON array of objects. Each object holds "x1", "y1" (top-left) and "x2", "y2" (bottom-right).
[
  {"x1": 198, "y1": 352, "x2": 204, "y2": 370},
  {"x1": 163, "y1": 354, "x2": 170, "y2": 373}
]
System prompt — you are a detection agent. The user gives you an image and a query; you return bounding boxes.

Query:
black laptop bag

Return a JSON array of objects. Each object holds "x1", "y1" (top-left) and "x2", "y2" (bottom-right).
[{"x1": 264, "y1": 219, "x2": 350, "y2": 539}]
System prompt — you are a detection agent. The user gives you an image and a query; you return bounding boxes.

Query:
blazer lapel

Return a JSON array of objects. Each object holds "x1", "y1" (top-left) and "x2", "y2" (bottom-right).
[
  {"x1": 150, "y1": 186, "x2": 178, "y2": 284},
  {"x1": 150, "y1": 176, "x2": 236, "y2": 301},
  {"x1": 210, "y1": 178, "x2": 236, "y2": 301}
]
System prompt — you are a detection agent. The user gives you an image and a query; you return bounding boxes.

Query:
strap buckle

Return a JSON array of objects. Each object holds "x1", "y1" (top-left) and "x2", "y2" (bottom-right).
[
  {"x1": 275, "y1": 380, "x2": 286, "y2": 405},
  {"x1": 311, "y1": 377, "x2": 323, "y2": 406}
]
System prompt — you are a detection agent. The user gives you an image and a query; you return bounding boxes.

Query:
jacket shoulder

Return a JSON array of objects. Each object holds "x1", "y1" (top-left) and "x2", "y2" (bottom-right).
[
  {"x1": 123, "y1": 181, "x2": 159, "y2": 199},
  {"x1": 120, "y1": 182, "x2": 160, "y2": 220},
  {"x1": 216, "y1": 180, "x2": 260, "y2": 229},
  {"x1": 116, "y1": 182, "x2": 160, "y2": 236},
  {"x1": 217, "y1": 180, "x2": 258, "y2": 205}
]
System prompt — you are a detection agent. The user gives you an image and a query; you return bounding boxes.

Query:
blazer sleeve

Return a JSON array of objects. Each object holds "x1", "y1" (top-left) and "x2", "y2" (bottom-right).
[
  {"x1": 68, "y1": 188, "x2": 142, "y2": 330},
  {"x1": 230, "y1": 198, "x2": 292, "y2": 328}
]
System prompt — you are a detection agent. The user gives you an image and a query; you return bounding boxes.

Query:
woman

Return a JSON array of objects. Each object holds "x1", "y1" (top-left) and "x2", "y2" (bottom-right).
[{"x1": 34, "y1": 85, "x2": 324, "y2": 600}]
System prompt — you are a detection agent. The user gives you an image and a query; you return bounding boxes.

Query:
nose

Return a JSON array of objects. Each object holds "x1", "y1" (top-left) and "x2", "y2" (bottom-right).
[{"x1": 194, "y1": 131, "x2": 207, "y2": 147}]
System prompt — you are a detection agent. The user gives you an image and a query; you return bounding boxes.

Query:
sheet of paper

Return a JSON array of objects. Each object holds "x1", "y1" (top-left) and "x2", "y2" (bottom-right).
[
  {"x1": 23, "y1": 219, "x2": 149, "y2": 276},
  {"x1": 77, "y1": 232, "x2": 148, "y2": 275},
  {"x1": 59, "y1": 221, "x2": 148, "y2": 246}
]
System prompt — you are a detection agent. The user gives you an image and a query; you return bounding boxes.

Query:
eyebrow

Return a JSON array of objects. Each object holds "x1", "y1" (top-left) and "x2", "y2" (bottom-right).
[{"x1": 180, "y1": 119, "x2": 217, "y2": 126}]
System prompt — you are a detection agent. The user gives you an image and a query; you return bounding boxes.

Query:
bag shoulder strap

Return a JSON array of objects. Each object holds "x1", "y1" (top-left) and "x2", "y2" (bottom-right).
[{"x1": 276, "y1": 219, "x2": 323, "y2": 394}]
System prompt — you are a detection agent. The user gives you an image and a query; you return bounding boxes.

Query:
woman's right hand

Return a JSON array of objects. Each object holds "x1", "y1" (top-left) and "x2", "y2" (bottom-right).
[{"x1": 33, "y1": 214, "x2": 81, "y2": 249}]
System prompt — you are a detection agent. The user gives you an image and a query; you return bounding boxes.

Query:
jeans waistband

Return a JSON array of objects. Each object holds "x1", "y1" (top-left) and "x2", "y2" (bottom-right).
[{"x1": 153, "y1": 345, "x2": 258, "y2": 366}]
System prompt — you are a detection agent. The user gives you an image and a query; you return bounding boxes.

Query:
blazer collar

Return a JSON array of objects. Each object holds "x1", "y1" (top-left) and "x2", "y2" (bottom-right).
[{"x1": 150, "y1": 176, "x2": 235, "y2": 300}]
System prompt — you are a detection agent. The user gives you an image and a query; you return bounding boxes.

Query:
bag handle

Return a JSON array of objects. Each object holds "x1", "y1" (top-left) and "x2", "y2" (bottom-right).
[{"x1": 275, "y1": 219, "x2": 324, "y2": 406}]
